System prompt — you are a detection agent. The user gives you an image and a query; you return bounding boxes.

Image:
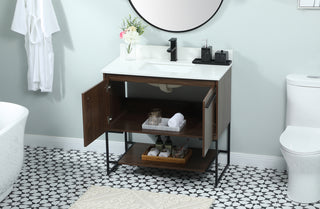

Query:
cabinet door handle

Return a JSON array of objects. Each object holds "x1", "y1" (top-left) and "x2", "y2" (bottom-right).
[
  {"x1": 205, "y1": 94, "x2": 216, "y2": 108},
  {"x1": 106, "y1": 85, "x2": 111, "y2": 92},
  {"x1": 107, "y1": 116, "x2": 112, "y2": 124}
]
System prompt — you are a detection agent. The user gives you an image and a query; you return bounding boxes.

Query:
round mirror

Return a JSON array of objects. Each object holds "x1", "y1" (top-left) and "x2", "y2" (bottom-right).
[{"x1": 129, "y1": 0, "x2": 223, "y2": 33}]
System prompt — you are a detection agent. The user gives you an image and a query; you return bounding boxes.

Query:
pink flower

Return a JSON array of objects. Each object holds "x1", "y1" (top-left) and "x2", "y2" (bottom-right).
[{"x1": 120, "y1": 31, "x2": 126, "y2": 39}]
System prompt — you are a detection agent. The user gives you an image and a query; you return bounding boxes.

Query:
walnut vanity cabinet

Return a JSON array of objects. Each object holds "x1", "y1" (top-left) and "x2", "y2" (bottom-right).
[{"x1": 82, "y1": 70, "x2": 231, "y2": 186}]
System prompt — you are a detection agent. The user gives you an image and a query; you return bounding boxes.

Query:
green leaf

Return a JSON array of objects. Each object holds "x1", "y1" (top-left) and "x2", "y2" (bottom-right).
[{"x1": 120, "y1": 14, "x2": 147, "y2": 35}]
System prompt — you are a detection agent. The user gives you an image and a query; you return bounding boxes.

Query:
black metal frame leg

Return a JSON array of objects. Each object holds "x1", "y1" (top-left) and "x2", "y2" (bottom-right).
[
  {"x1": 209, "y1": 123, "x2": 231, "y2": 187},
  {"x1": 227, "y1": 123, "x2": 231, "y2": 165},
  {"x1": 105, "y1": 132, "x2": 120, "y2": 175},
  {"x1": 105, "y1": 131, "x2": 134, "y2": 175},
  {"x1": 105, "y1": 132, "x2": 111, "y2": 174},
  {"x1": 124, "y1": 132, "x2": 128, "y2": 152},
  {"x1": 215, "y1": 139, "x2": 219, "y2": 187}
]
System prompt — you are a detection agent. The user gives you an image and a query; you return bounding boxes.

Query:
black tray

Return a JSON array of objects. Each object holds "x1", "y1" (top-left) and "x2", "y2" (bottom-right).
[{"x1": 192, "y1": 58, "x2": 232, "y2": 66}]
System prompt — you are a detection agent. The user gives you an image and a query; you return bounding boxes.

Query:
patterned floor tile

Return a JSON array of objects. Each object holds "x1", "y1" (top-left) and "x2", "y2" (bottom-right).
[{"x1": 0, "y1": 146, "x2": 319, "y2": 208}]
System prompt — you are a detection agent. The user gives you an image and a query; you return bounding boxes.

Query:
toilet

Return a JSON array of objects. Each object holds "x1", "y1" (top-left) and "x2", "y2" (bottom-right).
[{"x1": 280, "y1": 74, "x2": 320, "y2": 203}]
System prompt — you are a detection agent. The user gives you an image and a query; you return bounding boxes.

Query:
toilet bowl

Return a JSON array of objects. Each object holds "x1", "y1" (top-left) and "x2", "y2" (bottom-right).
[
  {"x1": 280, "y1": 74, "x2": 320, "y2": 203},
  {"x1": 280, "y1": 126, "x2": 320, "y2": 203}
]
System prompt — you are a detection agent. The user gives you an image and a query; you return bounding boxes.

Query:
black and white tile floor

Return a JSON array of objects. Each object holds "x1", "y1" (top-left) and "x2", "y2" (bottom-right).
[{"x1": 1, "y1": 146, "x2": 320, "y2": 209}]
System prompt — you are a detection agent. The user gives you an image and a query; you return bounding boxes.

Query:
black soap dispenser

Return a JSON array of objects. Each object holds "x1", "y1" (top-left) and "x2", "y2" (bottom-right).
[{"x1": 201, "y1": 40, "x2": 212, "y2": 62}]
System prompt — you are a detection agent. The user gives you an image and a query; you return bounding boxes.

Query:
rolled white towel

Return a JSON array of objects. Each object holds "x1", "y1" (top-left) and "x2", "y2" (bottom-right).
[
  {"x1": 159, "y1": 150, "x2": 170, "y2": 157},
  {"x1": 168, "y1": 113, "x2": 184, "y2": 128},
  {"x1": 147, "y1": 148, "x2": 159, "y2": 156}
]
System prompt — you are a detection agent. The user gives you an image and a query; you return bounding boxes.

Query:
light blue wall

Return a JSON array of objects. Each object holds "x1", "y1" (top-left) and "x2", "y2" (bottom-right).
[{"x1": 1, "y1": 0, "x2": 320, "y2": 156}]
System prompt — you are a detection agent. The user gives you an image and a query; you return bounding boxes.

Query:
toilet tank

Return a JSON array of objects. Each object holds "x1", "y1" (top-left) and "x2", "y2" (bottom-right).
[{"x1": 286, "y1": 74, "x2": 320, "y2": 128}]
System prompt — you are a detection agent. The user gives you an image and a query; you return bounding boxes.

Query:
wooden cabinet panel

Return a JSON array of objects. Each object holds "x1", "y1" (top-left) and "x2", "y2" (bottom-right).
[
  {"x1": 217, "y1": 69, "x2": 231, "y2": 139},
  {"x1": 108, "y1": 80, "x2": 125, "y2": 126},
  {"x1": 202, "y1": 87, "x2": 216, "y2": 157},
  {"x1": 82, "y1": 80, "x2": 108, "y2": 146}
]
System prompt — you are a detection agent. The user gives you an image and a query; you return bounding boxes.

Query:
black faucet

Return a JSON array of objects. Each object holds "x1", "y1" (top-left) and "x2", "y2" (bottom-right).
[{"x1": 167, "y1": 38, "x2": 177, "y2": 61}]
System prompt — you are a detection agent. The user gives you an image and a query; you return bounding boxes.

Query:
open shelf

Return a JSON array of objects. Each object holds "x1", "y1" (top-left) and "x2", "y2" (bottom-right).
[
  {"x1": 109, "y1": 111, "x2": 203, "y2": 138},
  {"x1": 118, "y1": 143, "x2": 217, "y2": 172},
  {"x1": 109, "y1": 98, "x2": 203, "y2": 138}
]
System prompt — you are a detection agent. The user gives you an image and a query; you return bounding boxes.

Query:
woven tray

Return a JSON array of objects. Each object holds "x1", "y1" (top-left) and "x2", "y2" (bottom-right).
[
  {"x1": 141, "y1": 146, "x2": 192, "y2": 164},
  {"x1": 142, "y1": 118, "x2": 186, "y2": 132}
]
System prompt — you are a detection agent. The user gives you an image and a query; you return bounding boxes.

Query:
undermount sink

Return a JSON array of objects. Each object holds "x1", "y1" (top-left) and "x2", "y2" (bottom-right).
[
  {"x1": 140, "y1": 61, "x2": 194, "y2": 73},
  {"x1": 139, "y1": 61, "x2": 194, "y2": 92}
]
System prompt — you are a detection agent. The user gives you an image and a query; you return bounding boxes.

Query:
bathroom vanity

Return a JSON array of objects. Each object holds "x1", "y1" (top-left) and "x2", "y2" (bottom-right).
[{"x1": 82, "y1": 44, "x2": 232, "y2": 186}]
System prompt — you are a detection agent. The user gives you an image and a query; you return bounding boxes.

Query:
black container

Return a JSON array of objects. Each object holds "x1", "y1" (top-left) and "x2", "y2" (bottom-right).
[
  {"x1": 201, "y1": 46, "x2": 212, "y2": 62},
  {"x1": 214, "y1": 50, "x2": 229, "y2": 64}
]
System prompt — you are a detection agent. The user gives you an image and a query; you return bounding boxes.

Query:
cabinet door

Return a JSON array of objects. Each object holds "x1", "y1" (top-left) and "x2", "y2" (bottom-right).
[
  {"x1": 82, "y1": 80, "x2": 108, "y2": 147},
  {"x1": 202, "y1": 87, "x2": 216, "y2": 157}
]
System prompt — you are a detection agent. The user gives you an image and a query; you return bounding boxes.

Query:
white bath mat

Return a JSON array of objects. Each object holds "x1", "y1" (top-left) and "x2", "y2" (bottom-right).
[{"x1": 69, "y1": 186, "x2": 214, "y2": 209}]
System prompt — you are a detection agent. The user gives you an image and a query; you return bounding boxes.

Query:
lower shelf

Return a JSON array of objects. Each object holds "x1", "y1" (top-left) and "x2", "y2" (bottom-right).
[{"x1": 118, "y1": 143, "x2": 217, "y2": 172}]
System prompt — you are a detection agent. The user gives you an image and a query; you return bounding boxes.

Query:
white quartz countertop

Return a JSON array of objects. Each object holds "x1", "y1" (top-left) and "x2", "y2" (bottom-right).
[{"x1": 101, "y1": 57, "x2": 232, "y2": 81}]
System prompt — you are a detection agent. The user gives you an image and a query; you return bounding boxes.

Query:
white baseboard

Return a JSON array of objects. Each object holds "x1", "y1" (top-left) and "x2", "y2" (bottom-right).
[
  {"x1": 24, "y1": 134, "x2": 286, "y2": 171},
  {"x1": 229, "y1": 152, "x2": 286, "y2": 171},
  {"x1": 24, "y1": 134, "x2": 124, "y2": 154}
]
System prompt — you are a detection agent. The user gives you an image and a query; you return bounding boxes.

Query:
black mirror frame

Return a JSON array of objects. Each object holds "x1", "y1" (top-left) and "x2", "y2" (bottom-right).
[{"x1": 128, "y1": 0, "x2": 224, "y2": 33}]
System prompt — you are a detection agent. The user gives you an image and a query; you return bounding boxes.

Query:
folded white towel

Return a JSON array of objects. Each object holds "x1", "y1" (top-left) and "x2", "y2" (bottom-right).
[
  {"x1": 168, "y1": 113, "x2": 184, "y2": 128},
  {"x1": 147, "y1": 148, "x2": 159, "y2": 156},
  {"x1": 159, "y1": 150, "x2": 170, "y2": 157}
]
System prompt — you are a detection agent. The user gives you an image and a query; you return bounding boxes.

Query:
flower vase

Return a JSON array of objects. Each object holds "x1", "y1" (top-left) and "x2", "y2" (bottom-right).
[{"x1": 125, "y1": 43, "x2": 136, "y2": 60}]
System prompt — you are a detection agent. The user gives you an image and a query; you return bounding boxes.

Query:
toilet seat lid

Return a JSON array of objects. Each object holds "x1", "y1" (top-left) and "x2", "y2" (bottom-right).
[{"x1": 280, "y1": 126, "x2": 320, "y2": 155}]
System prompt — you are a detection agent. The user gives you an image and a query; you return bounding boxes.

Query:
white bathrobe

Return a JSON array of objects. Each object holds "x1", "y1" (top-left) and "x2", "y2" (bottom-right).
[{"x1": 11, "y1": 0, "x2": 60, "y2": 92}]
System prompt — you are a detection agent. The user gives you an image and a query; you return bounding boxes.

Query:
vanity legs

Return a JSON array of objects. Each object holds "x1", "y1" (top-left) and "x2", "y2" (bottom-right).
[
  {"x1": 227, "y1": 123, "x2": 231, "y2": 165},
  {"x1": 214, "y1": 139, "x2": 219, "y2": 187},
  {"x1": 105, "y1": 132, "x2": 110, "y2": 174},
  {"x1": 211, "y1": 122, "x2": 231, "y2": 187},
  {"x1": 105, "y1": 131, "x2": 121, "y2": 175},
  {"x1": 124, "y1": 132, "x2": 128, "y2": 152}
]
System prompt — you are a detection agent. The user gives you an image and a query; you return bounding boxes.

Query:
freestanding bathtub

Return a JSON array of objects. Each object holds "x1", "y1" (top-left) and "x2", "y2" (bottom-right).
[{"x1": 0, "y1": 102, "x2": 28, "y2": 202}]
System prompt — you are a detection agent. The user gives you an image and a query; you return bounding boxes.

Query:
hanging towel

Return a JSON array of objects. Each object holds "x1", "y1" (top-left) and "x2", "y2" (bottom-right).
[{"x1": 11, "y1": 0, "x2": 60, "y2": 92}]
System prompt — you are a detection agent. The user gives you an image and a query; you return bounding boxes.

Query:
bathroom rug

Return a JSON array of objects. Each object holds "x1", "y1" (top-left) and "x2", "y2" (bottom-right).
[{"x1": 69, "y1": 185, "x2": 213, "y2": 209}]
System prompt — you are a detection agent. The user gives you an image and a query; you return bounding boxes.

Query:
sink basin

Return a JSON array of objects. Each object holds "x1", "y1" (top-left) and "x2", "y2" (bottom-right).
[
  {"x1": 139, "y1": 61, "x2": 194, "y2": 92},
  {"x1": 140, "y1": 62, "x2": 194, "y2": 73}
]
